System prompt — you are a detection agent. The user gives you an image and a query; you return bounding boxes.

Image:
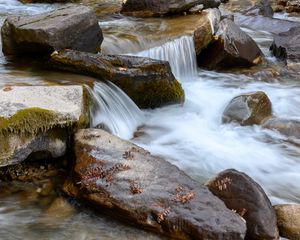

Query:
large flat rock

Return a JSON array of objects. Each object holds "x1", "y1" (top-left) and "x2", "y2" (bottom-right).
[
  {"x1": 50, "y1": 50, "x2": 184, "y2": 109},
  {"x1": 0, "y1": 85, "x2": 88, "y2": 167},
  {"x1": 63, "y1": 129, "x2": 247, "y2": 239},
  {"x1": 1, "y1": 4, "x2": 103, "y2": 56}
]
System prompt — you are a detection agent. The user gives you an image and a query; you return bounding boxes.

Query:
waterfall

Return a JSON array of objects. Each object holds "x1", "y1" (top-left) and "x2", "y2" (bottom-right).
[
  {"x1": 135, "y1": 35, "x2": 198, "y2": 81},
  {"x1": 87, "y1": 81, "x2": 144, "y2": 140}
]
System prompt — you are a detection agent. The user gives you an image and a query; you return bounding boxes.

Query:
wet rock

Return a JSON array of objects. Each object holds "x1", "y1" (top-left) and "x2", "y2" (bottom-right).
[
  {"x1": 206, "y1": 169, "x2": 279, "y2": 240},
  {"x1": 235, "y1": 14, "x2": 300, "y2": 34},
  {"x1": 197, "y1": 19, "x2": 263, "y2": 69},
  {"x1": 243, "y1": 0, "x2": 274, "y2": 17},
  {"x1": 188, "y1": 4, "x2": 204, "y2": 14},
  {"x1": 274, "y1": 204, "x2": 300, "y2": 240},
  {"x1": 262, "y1": 117, "x2": 300, "y2": 138},
  {"x1": 19, "y1": 0, "x2": 73, "y2": 3},
  {"x1": 222, "y1": 91, "x2": 272, "y2": 126},
  {"x1": 120, "y1": 0, "x2": 220, "y2": 17},
  {"x1": 50, "y1": 49, "x2": 184, "y2": 109},
  {"x1": 0, "y1": 85, "x2": 88, "y2": 167},
  {"x1": 63, "y1": 129, "x2": 247, "y2": 239},
  {"x1": 1, "y1": 4, "x2": 103, "y2": 56},
  {"x1": 286, "y1": 0, "x2": 300, "y2": 12},
  {"x1": 270, "y1": 26, "x2": 300, "y2": 63}
]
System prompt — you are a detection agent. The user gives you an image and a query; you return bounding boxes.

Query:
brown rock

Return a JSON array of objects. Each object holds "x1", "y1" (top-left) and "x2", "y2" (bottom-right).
[
  {"x1": 207, "y1": 169, "x2": 279, "y2": 240},
  {"x1": 1, "y1": 4, "x2": 103, "y2": 56},
  {"x1": 263, "y1": 117, "x2": 300, "y2": 138},
  {"x1": 274, "y1": 204, "x2": 300, "y2": 240},
  {"x1": 197, "y1": 19, "x2": 263, "y2": 69},
  {"x1": 63, "y1": 129, "x2": 247, "y2": 239},
  {"x1": 222, "y1": 91, "x2": 272, "y2": 126}
]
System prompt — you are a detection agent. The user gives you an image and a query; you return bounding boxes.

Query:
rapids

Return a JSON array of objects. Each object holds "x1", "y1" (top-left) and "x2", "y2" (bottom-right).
[{"x1": 1, "y1": 0, "x2": 300, "y2": 239}]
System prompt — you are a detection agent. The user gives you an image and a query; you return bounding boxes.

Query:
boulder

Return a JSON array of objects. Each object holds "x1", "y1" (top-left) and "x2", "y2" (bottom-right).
[
  {"x1": 1, "y1": 5, "x2": 103, "y2": 56},
  {"x1": 0, "y1": 85, "x2": 88, "y2": 167},
  {"x1": 50, "y1": 50, "x2": 184, "y2": 109},
  {"x1": 262, "y1": 117, "x2": 300, "y2": 138},
  {"x1": 63, "y1": 129, "x2": 247, "y2": 239},
  {"x1": 243, "y1": 0, "x2": 274, "y2": 17},
  {"x1": 197, "y1": 19, "x2": 263, "y2": 69},
  {"x1": 222, "y1": 91, "x2": 272, "y2": 126},
  {"x1": 120, "y1": 0, "x2": 220, "y2": 17},
  {"x1": 286, "y1": 0, "x2": 300, "y2": 12},
  {"x1": 274, "y1": 204, "x2": 300, "y2": 240},
  {"x1": 270, "y1": 26, "x2": 300, "y2": 63},
  {"x1": 206, "y1": 169, "x2": 279, "y2": 240}
]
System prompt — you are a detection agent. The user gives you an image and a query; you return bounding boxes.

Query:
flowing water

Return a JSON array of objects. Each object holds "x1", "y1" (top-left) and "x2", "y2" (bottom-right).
[{"x1": 1, "y1": 0, "x2": 300, "y2": 239}]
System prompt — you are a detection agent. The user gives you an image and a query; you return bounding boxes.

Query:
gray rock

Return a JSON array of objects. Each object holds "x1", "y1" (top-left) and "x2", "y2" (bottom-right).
[
  {"x1": 1, "y1": 4, "x2": 103, "y2": 56},
  {"x1": 0, "y1": 85, "x2": 88, "y2": 167},
  {"x1": 262, "y1": 117, "x2": 300, "y2": 138},
  {"x1": 243, "y1": 0, "x2": 274, "y2": 17},
  {"x1": 120, "y1": 0, "x2": 220, "y2": 17},
  {"x1": 63, "y1": 129, "x2": 247, "y2": 239},
  {"x1": 270, "y1": 26, "x2": 300, "y2": 63},
  {"x1": 207, "y1": 169, "x2": 279, "y2": 240},
  {"x1": 222, "y1": 91, "x2": 272, "y2": 126},
  {"x1": 197, "y1": 19, "x2": 263, "y2": 69},
  {"x1": 49, "y1": 49, "x2": 184, "y2": 109}
]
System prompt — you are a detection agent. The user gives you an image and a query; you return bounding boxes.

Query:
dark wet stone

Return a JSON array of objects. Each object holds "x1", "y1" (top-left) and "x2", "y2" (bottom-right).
[
  {"x1": 120, "y1": 0, "x2": 220, "y2": 17},
  {"x1": 1, "y1": 4, "x2": 103, "y2": 56},
  {"x1": 197, "y1": 19, "x2": 263, "y2": 69},
  {"x1": 270, "y1": 26, "x2": 300, "y2": 63},
  {"x1": 207, "y1": 169, "x2": 279, "y2": 240},
  {"x1": 222, "y1": 91, "x2": 272, "y2": 126},
  {"x1": 262, "y1": 117, "x2": 300, "y2": 138},
  {"x1": 50, "y1": 50, "x2": 184, "y2": 109},
  {"x1": 63, "y1": 129, "x2": 247, "y2": 240}
]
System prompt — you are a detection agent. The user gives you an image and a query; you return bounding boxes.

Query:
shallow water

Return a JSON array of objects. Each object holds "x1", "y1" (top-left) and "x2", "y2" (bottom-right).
[{"x1": 1, "y1": 1, "x2": 300, "y2": 239}]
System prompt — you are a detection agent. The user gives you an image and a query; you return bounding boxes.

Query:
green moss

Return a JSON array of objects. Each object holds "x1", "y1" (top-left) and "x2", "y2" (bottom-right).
[{"x1": 0, "y1": 108, "x2": 60, "y2": 136}]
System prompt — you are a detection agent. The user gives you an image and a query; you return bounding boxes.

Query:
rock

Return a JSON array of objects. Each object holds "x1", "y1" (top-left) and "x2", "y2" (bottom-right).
[
  {"x1": 270, "y1": 26, "x2": 300, "y2": 63},
  {"x1": 235, "y1": 14, "x2": 300, "y2": 34},
  {"x1": 286, "y1": 0, "x2": 300, "y2": 12},
  {"x1": 63, "y1": 129, "x2": 247, "y2": 239},
  {"x1": 189, "y1": 4, "x2": 204, "y2": 14},
  {"x1": 197, "y1": 19, "x2": 263, "y2": 69},
  {"x1": 1, "y1": 5, "x2": 103, "y2": 56},
  {"x1": 0, "y1": 85, "x2": 88, "y2": 167},
  {"x1": 262, "y1": 117, "x2": 300, "y2": 138},
  {"x1": 19, "y1": 0, "x2": 73, "y2": 3},
  {"x1": 120, "y1": 0, "x2": 220, "y2": 17},
  {"x1": 222, "y1": 91, "x2": 272, "y2": 126},
  {"x1": 50, "y1": 50, "x2": 184, "y2": 109},
  {"x1": 206, "y1": 169, "x2": 279, "y2": 240},
  {"x1": 194, "y1": 9, "x2": 221, "y2": 55},
  {"x1": 274, "y1": 204, "x2": 300, "y2": 240},
  {"x1": 243, "y1": 0, "x2": 274, "y2": 17}
]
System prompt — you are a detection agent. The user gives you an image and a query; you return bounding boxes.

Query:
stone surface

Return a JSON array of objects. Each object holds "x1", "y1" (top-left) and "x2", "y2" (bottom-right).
[
  {"x1": 286, "y1": 0, "x2": 300, "y2": 12},
  {"x1": 274, "y1": 204, "x2": 300, "y2": 240},
  {"x1": 206, "y1": 169, "x2": 279, "y2": 240},
  {"x1": 263, "y1": 117, "x2": 300, "y2": 138},
  {"x1": 0, "y1": 85, "x2": 88, "y2": 167},
  {"x1": 1, "y1": 4, "x2": 103, "y2": 56},
  {"x1": 63, "y1": 129, "x2": 247, "y2": 239},
  {"x1": 197, "y1": 19, "x2": 263, "y2": 69},
  {"x1": 50, "y1": 49, "x2": 184, "y2": 109},
  {"x1": 243, "y1": 0, "x2": 274, "y2": 17},
  {"x1": 270, "y1": 26, "x2": 300, "y2": 63},
  {"x1": 222, "y1": 91, "x2": 272, "y2": 126},
  {"x1": 120, "y1": 0, "x2": 220, "y2": 17},
  {"x1": 20, "y1": 0, "x2": 73, "y2": 2}
]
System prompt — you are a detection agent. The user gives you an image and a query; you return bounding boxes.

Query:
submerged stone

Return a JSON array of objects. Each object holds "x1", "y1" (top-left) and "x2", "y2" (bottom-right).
[
  {"x1": 1, "y1": 4, "x2": 103, "y2": 56},
  {"x1": 50, "y1": 49, "x2": 184, "y2": 109},
  {"x1": 262, "y1": 117, "x2": 300, "y2": 138},
  {"x1": 63, "y1": 129, "x2": 247, "y2": 239},
  {"x1": 222, "y1": 91, "x2": 272, "y2": 126},
  {"x1": 207, "y1": 169, "x2": 279, "y2": 240},
  {"x1": 0, "y1": 85, "x2": 88, "y2": 167}
]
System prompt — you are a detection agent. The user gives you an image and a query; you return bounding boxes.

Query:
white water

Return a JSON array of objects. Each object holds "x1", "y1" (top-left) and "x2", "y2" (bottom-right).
[
  {"x1": 87, "y1": 81, "x2": 144, "y2": 140},
  {"x1": 132, "y1": 31, "x2": 300, "y2": 204},
  {"x1": 136, "y1": 35, "x2": 198, "y2": 80}
]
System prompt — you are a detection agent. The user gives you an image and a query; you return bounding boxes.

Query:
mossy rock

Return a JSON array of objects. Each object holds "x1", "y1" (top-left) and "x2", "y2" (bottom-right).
[{"x1": 50, "y1": 49, "x2": 185, "y2": 109}]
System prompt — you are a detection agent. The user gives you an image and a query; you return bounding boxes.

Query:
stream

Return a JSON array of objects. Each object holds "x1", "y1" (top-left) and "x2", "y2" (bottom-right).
[{"x1": 1, "y1": 0, "x2": 300, "y2": 239}]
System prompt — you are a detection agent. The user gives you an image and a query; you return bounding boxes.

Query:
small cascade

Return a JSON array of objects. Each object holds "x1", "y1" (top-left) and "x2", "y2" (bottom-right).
[
  {"x1": 135, "y1": 35, "x2": 198, "y2": 80},
  {"x1": 87, "y1": 81, "x2": 144, "y2": 140}
]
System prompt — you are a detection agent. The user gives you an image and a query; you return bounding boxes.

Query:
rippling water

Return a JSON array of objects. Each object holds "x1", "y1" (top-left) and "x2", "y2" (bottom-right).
[{"x1": 1, "y1": 1, "x2": 300, "y2": 239}]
